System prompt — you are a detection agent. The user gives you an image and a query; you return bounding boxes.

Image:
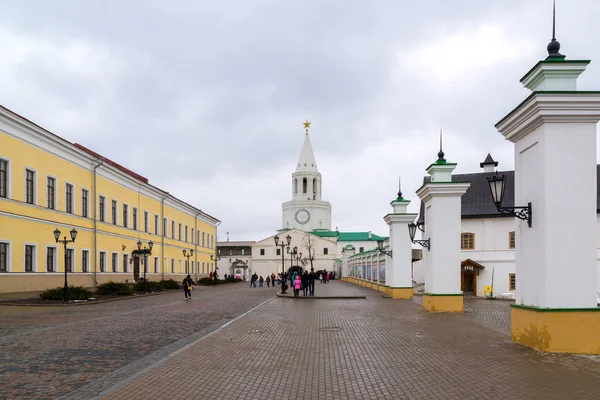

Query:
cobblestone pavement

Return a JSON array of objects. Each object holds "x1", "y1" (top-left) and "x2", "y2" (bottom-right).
[
  {"x1": 278, "y1": 279, "x2": 367, "y2": 298},
  {"x1": 101, "y1": 281, "x2": 600, "y2": 400},
  {"x1": 0, "y1": 283, "x2": 278, "y2": 399}
]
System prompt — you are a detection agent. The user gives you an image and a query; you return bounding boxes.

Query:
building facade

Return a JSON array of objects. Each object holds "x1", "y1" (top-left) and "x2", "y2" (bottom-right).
[{"x1": 0, "y1": 105, "x2": 219, "y2": 293}]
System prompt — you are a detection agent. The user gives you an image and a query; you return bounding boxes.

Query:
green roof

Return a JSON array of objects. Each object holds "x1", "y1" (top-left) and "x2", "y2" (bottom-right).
[{"x1": 310, "y1": 230, "x2": 387, "y2": 242}]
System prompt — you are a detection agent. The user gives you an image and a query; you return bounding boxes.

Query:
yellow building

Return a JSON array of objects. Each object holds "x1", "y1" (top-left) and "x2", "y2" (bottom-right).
[{"x1": 0, "y1": 105, "x2": 220, "y2": 294}]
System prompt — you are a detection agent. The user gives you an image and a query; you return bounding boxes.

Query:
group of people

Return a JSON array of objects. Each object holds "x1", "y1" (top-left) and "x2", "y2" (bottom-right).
[{"x1": 249, "y1": 272, "x2": 278, "y2": 288}]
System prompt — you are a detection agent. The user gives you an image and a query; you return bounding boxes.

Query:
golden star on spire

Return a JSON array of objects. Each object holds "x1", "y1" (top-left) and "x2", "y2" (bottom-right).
[{"x1": 303, "y1": 119, "x2": 311, "y2": 135}]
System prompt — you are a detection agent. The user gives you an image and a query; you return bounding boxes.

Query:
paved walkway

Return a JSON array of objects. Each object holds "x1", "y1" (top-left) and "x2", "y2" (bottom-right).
[
  {"x1": 97, "y1": 282, "x2": 599, "y2": 400},
  {"x1": 277, "y1": 280, "x2": 367, "y2": 298}
]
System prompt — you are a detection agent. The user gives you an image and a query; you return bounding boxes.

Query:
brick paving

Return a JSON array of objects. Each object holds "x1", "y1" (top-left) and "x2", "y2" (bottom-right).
[
  {"x1": 0, "y1": 283, "x2": 278, "y2": 399},
  {"x1": 98, "y1": 281, "x2": 600, "y2": 400}
]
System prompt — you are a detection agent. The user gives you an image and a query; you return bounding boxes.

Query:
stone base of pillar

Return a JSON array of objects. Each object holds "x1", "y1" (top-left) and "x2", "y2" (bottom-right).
[
  {"x1": 389, "y1": 287, "x2": 413, "y2": 299},
  {"x1": 422, "y1": 293, "x2": 463, "y2": 312},
  {"x1": 511, "y1": 305, "x2": 600, "y2": 354}
]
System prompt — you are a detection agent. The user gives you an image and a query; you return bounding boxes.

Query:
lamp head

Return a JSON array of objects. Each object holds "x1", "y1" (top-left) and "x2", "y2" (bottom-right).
[
  {"x1": 53, "y1": 228, "x2": 61, "y2": 243},
  {"x1": 69, "y1": 228, "x2": 78, "y2": 242}
]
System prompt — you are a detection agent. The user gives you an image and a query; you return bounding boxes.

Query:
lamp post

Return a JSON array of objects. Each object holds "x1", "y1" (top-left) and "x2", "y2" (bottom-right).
[
  {"x1": 375, "y1": 239, "x2": 393, "y2": 257},
  {"x1": 133, "y1": 240, "x2": 153, "y2": 293},
  {"x1": 182, "y1": 249, "x2": 194, "y2": 275},
  {"x1": 487, "y1": 173, "x2": 532, "y2": 227},
  {"x1": 274, "y1": 233, "x2": 291, "y2": 294},
  {"x1": 288, "y1": 245, "x2": 298, "y2": 270},
  {"x1": 296, "y1": 251, "x2": 303, "y2": 267},
  {"x1": 53, "y1": 228, "x2": 78, "y2": 303},
  {"x1": 408, "y1": 222, "x2": 430, "y2": 250},
  {"x1": 210, "y1": 253, "x2": 221, "y2": 281}
]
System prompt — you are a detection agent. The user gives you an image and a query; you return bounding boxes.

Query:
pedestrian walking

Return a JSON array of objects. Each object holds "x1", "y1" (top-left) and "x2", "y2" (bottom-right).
[
  {"x1": 293, "y1": 276, "x2": 301, "y2": 298},
  {"x1": 182, "y1": 274, "x2": 194, "y2": 300},
  {"x1": 266, "y1": 276, "x2": 271, "y2": 287},
  {"x1": 326, "y1": 272, "x2": 330, "y2": 283},
  {"x1": 308, "y1": 268, "x2": 316, "y2": 296},
  {"x1": 301, "y1": 271, "x2": 309, "y2": 296},
  {"x1": 259, "y1": 276, "x2": 264, "y2": 287}
]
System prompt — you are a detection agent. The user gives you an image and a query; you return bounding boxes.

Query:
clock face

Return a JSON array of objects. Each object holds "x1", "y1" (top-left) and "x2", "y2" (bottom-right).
[{"x1": 295, "y1": 209, "x2": 311, "y2": 225}]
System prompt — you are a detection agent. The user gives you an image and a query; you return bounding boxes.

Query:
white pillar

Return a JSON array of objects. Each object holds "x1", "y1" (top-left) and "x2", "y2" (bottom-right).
[
  {"x1": 496, "y1": 49, "x2": 600, "y2": 353},
  {"x1": 416, "y1": 158, "x2": 470, "y2": 312},
  {"x1": 384, "y1": 195, "x2": 418, "y2": 299}
]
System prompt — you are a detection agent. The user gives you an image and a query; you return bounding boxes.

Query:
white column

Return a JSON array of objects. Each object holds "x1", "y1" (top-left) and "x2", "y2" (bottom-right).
[
  {"x1": 416, "y1": 162, "x2": 470, "y2": 311},
  {"x1": 384, "y1": 196, "x2": 417, "y2": 299}
]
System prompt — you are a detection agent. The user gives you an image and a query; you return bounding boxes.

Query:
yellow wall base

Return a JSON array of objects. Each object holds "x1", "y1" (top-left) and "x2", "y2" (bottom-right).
[
  {"x1": 422, "y1": 293, "x2": 463, "y2": 312},
  {"x1": 511, "y1": 305, "x2": 600, "y2": 354},
  {"x1": 389, "y1": 287, "x2": 413, "y2": 299}
]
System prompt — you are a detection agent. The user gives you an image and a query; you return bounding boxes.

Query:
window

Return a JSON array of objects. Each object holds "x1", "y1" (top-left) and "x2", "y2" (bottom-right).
[
  {"x1": 66, "y1": 248, "x2": 74, "y2": 272},
  {"x1": 276, "y1": 248, "x2": 281, "y2": 256},
  {"x1": 202, "y1": 261, "x2": 205, "y2": 274},
  {"x1": 100, "y1": 252, "x2": 106, "y2": 272},
  {"x1": 185, "y1": 226, "x2": 188, "y2": 242},
  {"x1": 155, "y1": 215, "x2": 159, "y2": 235},
  {"x1": 47, "y1": 177, "x2": 56, "y2": 209},
  {"x1": 359, "y1": 247, "x2": 364, "y2": 253},
  {"x1": 26, "y1": 169, "x2": 35, "y2": 204},
  {"x1": 303, "y1": 177, "x2": 307, "y2": 193},
  {"x1": 461, "y1": 233, "x2": 475, "y2": 250},
  {"x1": 46, "y1": 247, "x2": 56, "y2": 272},
  {"x1": 163, "y1": 218, "x2": 167, "y2": 236},
  {"x1": 191, "y1": 228, "x2": 194, "y2": 244},
  {"x1": 133, "y1": 208, "x2": 138, "y2": 230},
  {"x1": 324, "y1": 247, "x2": 328, "y2": 255},
  {"x1": 25, "y1": 245, "x2": 35, "y2": 272},
  {"x1": 154, "y1": 257, "x2": 159, "y2": 273},
  {"x1": 0, "y1": 242, "x2": 8, "y2": 272},
  {"x1": 123, "y1": 204, "x2": 129, "y2": 228},
  {"x1": 99, "y1": 196, "x2": 106, "y2": 222},
  {"x1": 294, "y1": 179, "x2": 298, "y2": 194},
  {"x1": 171, "y1": 259, "x2": 175, "y2": 273},
  {"x1": 123, "y1": 254, "x2": 129, "y2": 273},
  {"x1": 144, "y1": 211, "x2": 149, "y2": 233},
  {"x1": 509, "y1": 231, "x2": 515, "y2": 249},
  {"x1": 0, "y1": 159, "x2": 8, "y2": 198},
  {"x1": 260, "y1": 249, "x2": 265, "y2": 256},
  {"x1": 202, "y1": 232, "x2": 205, "y2": 247},
  {"x1": 81, "y1": 189, "x2": 89, "y2": 218},
  {"x1": 112, "y1": 253, "x2": 118, "y2": 272},
  {"x1": 65, "y1": 183, "x2": 73, "y2": 214},
  {"x1": 112, "y1": 200, "x2": 118, "y2": 225},
  {"x1": 82, "y1": 250, "x2": 89, "y2": 273},
  {"x1": 509, "y1": 273, "x2": 516, "y2": 290},
  {"x1": 172, "y1": 221, "x2": 175, "y2": 239},
  {"x1": 178, "y1": 223, "x2": 182, "y2": 240}
]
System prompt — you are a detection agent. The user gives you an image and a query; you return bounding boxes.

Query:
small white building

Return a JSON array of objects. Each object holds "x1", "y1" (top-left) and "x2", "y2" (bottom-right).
[{"x1": 413, "y1": 154, "x2": 600, "y2": 297}]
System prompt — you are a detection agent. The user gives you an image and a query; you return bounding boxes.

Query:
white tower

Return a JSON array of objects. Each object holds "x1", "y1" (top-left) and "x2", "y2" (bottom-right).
[{"x1": 282, "y1": 120, "x2": 332, "y2": 231}]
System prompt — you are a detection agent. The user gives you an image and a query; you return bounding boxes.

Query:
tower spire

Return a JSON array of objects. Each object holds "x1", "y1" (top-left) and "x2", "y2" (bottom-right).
[
  {"x1": 437, "y1": 129, "x2": 445, "y2": 162},
  {"x1": 397, "y1": 176, "x2": 403, "y2": 199},
  {"x1": 546, "y1": 0, "x2": 565, "y2": 59},
  {"x1": 303, "y1": 119, "x2": 311, "y2": 135}
]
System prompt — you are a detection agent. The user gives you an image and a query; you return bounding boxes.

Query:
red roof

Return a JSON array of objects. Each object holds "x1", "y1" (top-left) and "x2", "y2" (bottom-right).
[{"x1": 73, "y1": 143, "x2": 149, "y2": 184}]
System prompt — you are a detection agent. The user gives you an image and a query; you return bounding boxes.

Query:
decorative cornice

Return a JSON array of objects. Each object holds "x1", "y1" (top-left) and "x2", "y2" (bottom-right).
[
  {"x1": 416, "y1": 182, "x2": 471, "y2": 202},
  {"x1": 383, "y1": 213, "x2": 418, "y2": 225}
]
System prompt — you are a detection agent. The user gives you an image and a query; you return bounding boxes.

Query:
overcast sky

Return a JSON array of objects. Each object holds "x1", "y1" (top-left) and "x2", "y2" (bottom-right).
[{"x1": 2, "y1": 0, "x2": 600, "y2": 241}]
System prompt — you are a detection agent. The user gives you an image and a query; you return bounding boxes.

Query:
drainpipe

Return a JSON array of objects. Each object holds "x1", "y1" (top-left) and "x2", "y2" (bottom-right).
[
  {"x1": 214, "y1": 220, "x2": 221, "y2": 273},
  {"x1": 194, "y1": 211, "x2": 201, "y2": 281},
  {"x1": 160, "y1": 192, "x2": 169, "y2": 281},
  {"x1": 92, "y1": 157, "x2": 105, "y2": 287}
]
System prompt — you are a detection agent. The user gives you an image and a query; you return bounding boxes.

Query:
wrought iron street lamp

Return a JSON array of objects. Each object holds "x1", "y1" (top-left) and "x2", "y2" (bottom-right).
[
  {"x1": 133, "y1": 240, "x2": 153, "y2": 293},
  {"x1": 274, "y1": 233, "x2": 291, "y2": 293},
  {"x1": 210, "y1": 253, "x2": 221, "y2": 281},
  {"x1": 376, "y1": 239, "x2": 393, "y2": 257},
  {"x1": 182, "y1": 249, "x2": 194, "y2": 275},
  {"x1": 408, "y1": 222, "x2": 430, "y2": 250},
  {"x1": 53, "y1": 228, "x2": 78, "y2": 303},
  {"x1": 487, "y1": 174, "x2": 532, "y2": 227}
]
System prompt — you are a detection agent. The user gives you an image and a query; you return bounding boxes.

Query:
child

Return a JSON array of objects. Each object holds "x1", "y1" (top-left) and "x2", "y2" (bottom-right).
[{"x1": 294, "y1": 276, "x2": 301, "y2": 298}]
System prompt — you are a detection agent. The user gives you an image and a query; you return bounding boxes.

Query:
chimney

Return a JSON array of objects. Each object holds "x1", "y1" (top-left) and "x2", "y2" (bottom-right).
[
  {"x1": 480, "y1": 153, "x2": 498, "y2": 173},
  {"x1": 368, "y1": 231, "x2": 372, "y2": 239}
]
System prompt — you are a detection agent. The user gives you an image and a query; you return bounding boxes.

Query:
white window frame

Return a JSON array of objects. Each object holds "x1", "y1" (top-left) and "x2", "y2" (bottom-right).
[
  {"x1": 81, "y1": 248, "x2": 90, "y2": 273},
  {"x1": 191, "y1": 228, "x2": 194, "y2": 245},
  {"x1": 0, "y1": 155, "x2": 13, "y2": 199},
  {"x1": 111, "y1": 252, "x2": 119, "y2": 273},
  {"x1": 24, "y1": 166, "x2": 38, "y2": 205},
  {"x1": 172, "y1": 221, "x2": 175, "y2": 239},
  {"x1": 202, "y1": 232, "x2": 205, "y2": 247},
  {"x1": 202, "y1": 261, "x2": 205, "y2": 274},
  {"x1": 66, "y1": 246, "x2": 76, "y2": 272},
  {"x1": 122, "y1": 202, "x2": 129, "y2": 228},
  {"x1": 46, "y1": 245, "x2": 58, "y2": 272},
  {"x1": 64, "y1": 181, "x2": 75, "y2": 214},
  {"x1": 163, "y1": 217, "x2": 168, "y2": 237},
  {"x1": 179, "y1": 259, "x2": 182, "y2": 273},
  {"x1": 24, "y1": 243, "x2": 38, "y2": 272},
  {"x1": 98, "y1": 195, "x2": 107, "y2": 222},
  {"x1": 0, "y1": 240, "x2": 12, "y2": 272},
  {"x1": 154, "y1": 256, "x2": 159, "y2": 274},
  {"x1": 111, "y1": 199, "x2": 119, "y2": 225},
  {"x1": 154, "y1": 214, "x2": 159, "y2": 235},
  {"x1": 144, "y1": 211, "x2": 149, "y2": 233},
  {"x1": 132, "y1": 207, "x2": 138, "y2": 231},
  {"x1": 123, "y1": 253, "x2": 129, "y2": 273},
  {"x1": 171, "y1": 258, "x2": 175, "y2": 273},
  {"x1": 81, "y1": 187, "x2": 90, "y2": 218},
  {"x1": 99, "y1": 251, "x2": 107, "y2": 272},
  {"x1": 45, "y1": 174, "x2": 58, "y2": 210}
]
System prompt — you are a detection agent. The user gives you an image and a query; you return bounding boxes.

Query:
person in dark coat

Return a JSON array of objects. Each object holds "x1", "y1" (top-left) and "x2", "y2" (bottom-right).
[
  {"x1": 182, "y1": 274, "x2": 194, "y2": 300},
  {"x1": 301, "y1": 271, "x2": 309, "y2": 296},
  {"x1": 308, "y1": 269, "x2": 316, "y2": 296}
]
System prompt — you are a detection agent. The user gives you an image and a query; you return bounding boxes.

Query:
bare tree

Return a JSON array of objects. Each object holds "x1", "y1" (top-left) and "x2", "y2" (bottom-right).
[{"x1": 302, "y1": 232, "x2": 317, "y2": 271}]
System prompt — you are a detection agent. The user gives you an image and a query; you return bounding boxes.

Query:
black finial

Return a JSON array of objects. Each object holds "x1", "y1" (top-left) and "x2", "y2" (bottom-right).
[
  {"x1": 546, "y1": 0, "x2": 565, "y2": 60},
  {"x1": 397, "y1": 176, "x2": 403, "y2": 198},
  {"x1": 437, "y1": 129, "x2": 445, "y2": 162}
]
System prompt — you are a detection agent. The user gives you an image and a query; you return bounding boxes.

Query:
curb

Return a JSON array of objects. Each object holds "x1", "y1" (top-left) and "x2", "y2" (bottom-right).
[
  {"x1": 0, "y1": 289, "x2": 184, "y2": 307},
  {"x1": 275, "y1": 293, "x2": 366, "y2": 300}
]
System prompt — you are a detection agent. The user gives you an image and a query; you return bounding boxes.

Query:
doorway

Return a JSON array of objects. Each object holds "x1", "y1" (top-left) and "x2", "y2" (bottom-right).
[
  {"x1": 461, "y1": 271, "x2": 476, "y2": 296},
  {"x1": 133, "y1": 256, "x2": 140, "y2": 282}
]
